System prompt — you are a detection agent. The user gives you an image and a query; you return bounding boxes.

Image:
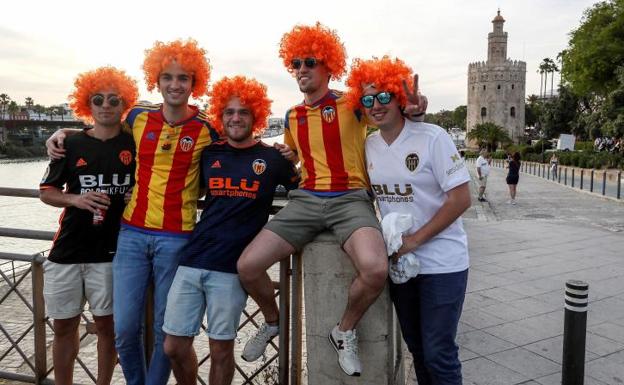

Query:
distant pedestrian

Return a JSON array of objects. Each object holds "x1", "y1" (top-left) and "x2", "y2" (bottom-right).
[
  {"x1": 476, "y1": 149, "x2": 490, "y2": 202},
  {"x1": 549, "y1": 153, "x2": 558, "y2": 180},
  {"x1": 506, "y1": 152, "x2": 521, "y2": 205}
]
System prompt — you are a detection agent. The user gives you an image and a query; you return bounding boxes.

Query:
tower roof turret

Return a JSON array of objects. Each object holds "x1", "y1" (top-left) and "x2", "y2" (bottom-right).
[{"x1": 492, "y1": 9, "x2": 505, "y2": 23}]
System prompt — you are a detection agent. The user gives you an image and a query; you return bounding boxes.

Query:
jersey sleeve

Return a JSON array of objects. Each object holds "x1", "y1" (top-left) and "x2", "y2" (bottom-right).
[
  {"x1": 431, "y1": 132, "x2": 470, "y2": 192},
  {"x1": 39, "y1": 157, "x2": 68, "y2": 190}
]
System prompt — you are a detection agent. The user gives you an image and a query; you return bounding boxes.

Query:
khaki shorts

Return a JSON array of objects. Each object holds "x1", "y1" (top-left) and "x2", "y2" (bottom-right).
[
  {"x1": 43, "y1": 260, "x2": 113, "y2": 319},
  {"x1": 265, "y1": 189, "x2": 381, "y2": 250},
  {"x1": 477, "y1": 175, "x2": 488, "y2": 188}
]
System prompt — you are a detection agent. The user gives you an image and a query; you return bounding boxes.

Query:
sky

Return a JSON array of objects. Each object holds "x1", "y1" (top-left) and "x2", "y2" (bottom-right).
[{"x1": 0, "y1": 0, "x2": 598, "y2": 116}]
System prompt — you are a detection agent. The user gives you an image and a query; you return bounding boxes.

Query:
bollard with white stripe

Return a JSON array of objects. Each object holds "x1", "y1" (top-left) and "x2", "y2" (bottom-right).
[{"x1": 562, "y1": 280, "x2": 588, "y2": 385}]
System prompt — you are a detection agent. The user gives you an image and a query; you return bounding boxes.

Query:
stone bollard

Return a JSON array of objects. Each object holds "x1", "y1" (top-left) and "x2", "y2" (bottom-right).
[{"x1": 302, "y1": 231, "x2": 404, "y2": 385}]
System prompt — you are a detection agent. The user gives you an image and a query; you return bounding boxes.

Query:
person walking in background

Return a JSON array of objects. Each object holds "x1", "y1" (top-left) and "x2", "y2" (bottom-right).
[
  {"x1": 39, "y1": 67, "x2": 138, "y2": 385},
  {"x1": 506, "y1": 152, "x2": 521, "y2": 205},
  {"x1": 549, "y1": 153, "x2": 558, "y2": 180},
  {"x1": 475, "y1": 149, "x2": 490, "y2": 202}
]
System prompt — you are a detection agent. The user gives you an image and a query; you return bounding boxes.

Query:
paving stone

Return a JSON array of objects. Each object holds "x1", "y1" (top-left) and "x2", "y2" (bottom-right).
[
  {"x1": 486, "y1": 347, "x2": 560, "y2": 379},
  {"x1": 523, "y1": 335, "x2": 599, "y2": 365},
  {"x1": 589, "y1": 321, "x2": 624, "y2": 344},
  {"x1": 462, "y1": 357, "x2": 528, "y2": 385},
  {"x1": 456, "y1": 330, "x2": 516, "y2": 356}
]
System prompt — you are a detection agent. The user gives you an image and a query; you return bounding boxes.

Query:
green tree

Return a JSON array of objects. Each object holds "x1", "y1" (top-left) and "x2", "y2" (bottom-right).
[
  {"x1": 451, "y1": 105, "x2": 467, "y2": 129},
  {"x1": 540, "y1": 84, "x2": 580, "y2": 138},
  {"x1": 466, "y1": 122, "x2": 511, "y2": 151},
  {"x1": 0, "y1": 94, "x2": 10, "y2": 119},
  {"x1": 561, "y1": 0, "x2": 624, "y2": 97},
  {"x1": 7, "y1": 101, "x2": 19, "y2": 118},
  {"x1": 25, "y1": 97, "x2": 34, "y2": 109},
  {"x1": 33, "y1": 104, "x2": 46, "y2": 120}
]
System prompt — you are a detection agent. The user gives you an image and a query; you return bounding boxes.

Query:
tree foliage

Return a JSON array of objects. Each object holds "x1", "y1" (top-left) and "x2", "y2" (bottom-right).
[
  {"x1": 425, "y1": 105, "x2": 467, "y2": 129},
  {"x1": 466, "y1": 122, "x2": 511, "y2": 151},
  {"x1": 561, "y1": 0, "x2": 624, "y2": 97}
]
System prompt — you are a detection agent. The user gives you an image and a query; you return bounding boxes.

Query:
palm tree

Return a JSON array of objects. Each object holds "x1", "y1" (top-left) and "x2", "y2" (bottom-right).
[
  {"x1": 25, "y1": 97, "x2": 34, "y2": 109},
  {"x1": 544, "y1": 58, "x2": 559, "y2": 97},
  {"x1": 466, "y1": 122, "x2": 512, "y2": 151},
  {"x1": 0, "y1": 94, "x2": 10, "y2": 119},
  {"x1": 33, "y1": 104, "x2": 46, "y2": 120},
  {"x1": 539, "y1": 59, "x2": 551, "y2": 99},
  {"x1": 7, "y1": 101, "x2": 19, "y2": 119}
]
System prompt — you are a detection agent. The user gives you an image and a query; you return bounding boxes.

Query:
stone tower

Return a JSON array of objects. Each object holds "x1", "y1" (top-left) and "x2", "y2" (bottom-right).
[{"x1": 467, "y1": 10, "x2": 526, "y2": 146}]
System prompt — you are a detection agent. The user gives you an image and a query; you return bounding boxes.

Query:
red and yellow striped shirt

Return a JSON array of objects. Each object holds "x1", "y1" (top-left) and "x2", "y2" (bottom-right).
[
  {"x1": 285, "y1": 90, "x2": 368, "y2": 192},
  {"x1": 122, "y1": 104, "x2": 219, "y2": 234}
]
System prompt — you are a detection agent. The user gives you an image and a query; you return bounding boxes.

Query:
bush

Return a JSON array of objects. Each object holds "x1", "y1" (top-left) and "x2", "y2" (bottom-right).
[{"x1": 575, "y1": 141, "x2": 594, "y2": 152}]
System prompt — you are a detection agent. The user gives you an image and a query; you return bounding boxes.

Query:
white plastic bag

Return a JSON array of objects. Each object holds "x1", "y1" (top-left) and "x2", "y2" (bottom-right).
[{"x1": 381, "y1": 213, "x2": 421, "y2": 284}]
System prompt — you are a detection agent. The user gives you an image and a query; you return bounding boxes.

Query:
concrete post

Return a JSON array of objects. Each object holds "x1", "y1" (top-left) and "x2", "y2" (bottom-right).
[{"x1": 302, "y1": 231, "x2": 404, "y2": 385}]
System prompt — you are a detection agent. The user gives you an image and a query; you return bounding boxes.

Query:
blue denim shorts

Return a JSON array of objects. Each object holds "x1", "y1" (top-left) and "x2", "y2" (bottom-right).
[{"x1": 163, "y1": 266, "x2": 247, "y2": 340}]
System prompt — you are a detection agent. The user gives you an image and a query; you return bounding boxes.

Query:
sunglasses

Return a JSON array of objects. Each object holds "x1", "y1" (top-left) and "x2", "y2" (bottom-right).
[
  {"x1": 360, "y1": 92, "x2": 393, "y2": 108},
  {"x1": 91, "y1": 94, "x2": 121, "y2": 107},
  {"x1": 291, "y1": 57, "x2": 319, "y2": 70}
]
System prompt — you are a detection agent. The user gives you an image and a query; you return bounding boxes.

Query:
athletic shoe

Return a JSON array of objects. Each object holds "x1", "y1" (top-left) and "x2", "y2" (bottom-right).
[
  {"x1": 511, "y1": 199, "x2": 516, "y2": 205},
  {"x1": 241, "y1": 322, "x2": 279, "y2": 362},
  {"x1": 329, "y1": 325, "x2": 361, "y2": 376}
]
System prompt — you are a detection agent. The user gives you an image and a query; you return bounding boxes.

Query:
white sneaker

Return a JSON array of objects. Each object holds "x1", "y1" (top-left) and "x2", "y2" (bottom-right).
[
  {"x1": 241, "y1": 322, "x2": 279, "y2": 362},
  {"x1": 511, "y1": 199, "x2": 516, "y2": 205},
  {"x1": 329, "y1": 325, "x2": 362, "y2": 376}
]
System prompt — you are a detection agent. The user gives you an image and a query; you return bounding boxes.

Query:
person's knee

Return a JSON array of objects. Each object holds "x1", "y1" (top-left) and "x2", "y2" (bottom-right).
[
  {"x1": 93, "y1": 316, "x2": 114, "y2": 338},
  {"x1": 362, "y1": 259, "x2": 388, "y2": 290},
  {"x1": 163, "y1": 336, "x2": 190, "y2": 361},
  {"x1": 54, "y1": 317, "x2": 80, "y2": 337},
  {"x1": 209, "y1": 342, "x2": 234, "y2": 365},
  {"x1": 237, "y1": 252, "x2": 261, "y2": 283}
]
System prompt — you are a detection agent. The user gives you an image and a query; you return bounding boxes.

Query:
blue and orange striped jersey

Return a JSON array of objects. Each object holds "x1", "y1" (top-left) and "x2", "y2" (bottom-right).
[
  {"x1": 284, "y1": 90, "x2": 368, "y2": 192},
  {"x1": 122, "y1": 104, "x2": 219, "y2": 234}
]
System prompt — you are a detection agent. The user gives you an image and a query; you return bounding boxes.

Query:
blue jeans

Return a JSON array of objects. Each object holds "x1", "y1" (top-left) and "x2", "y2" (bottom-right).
[
  {"x1": 113, "y1": 227, "x2": 189, "y2": 385},
  {"x1": 390, "y1": 269, "x2": 468, "y2": 385}
]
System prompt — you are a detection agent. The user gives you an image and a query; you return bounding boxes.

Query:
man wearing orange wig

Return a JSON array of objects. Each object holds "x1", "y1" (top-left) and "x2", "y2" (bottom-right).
[
  {"x1": 237, "y1": 23, "x2": 427, "y2": 377},
  {"x1": 161, "y1": 76, "x2": 298, "y2": 385},
  {"x1": 348, "y1": 56, "x2": 471, "y2": 385},
  {"x1": 46, "y1": 39, "x2": 220, "y2": 385},
  {"x1": 40, "y1": 66, "x2": 137, "y2": 385}
]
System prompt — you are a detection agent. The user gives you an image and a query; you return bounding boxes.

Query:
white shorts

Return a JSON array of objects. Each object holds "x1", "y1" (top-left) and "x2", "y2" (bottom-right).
[{"x1": 43, "y1": 260, "x2": 113, "y2": 319}]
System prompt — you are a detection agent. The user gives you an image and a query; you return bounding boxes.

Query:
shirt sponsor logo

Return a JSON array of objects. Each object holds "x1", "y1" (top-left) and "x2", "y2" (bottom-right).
[
  {"x1": 179, "y1": 136, "x2": 194, "y2": 152},
  {"x1": 372, "y1": 183, "x2": 414, "y2": 203},
  {"x1": 78, "y1": 174, "x2": 132, "y2": 195},
  {"x1": 322, "y1": 106, "x2": 336, "y2": 123},
  {"x1": 446, "y1": 159, "x2": 466, "y2": 176},
  {"x1": 405, "y1": 153, "x2": 419, "y2": 172},
  {"x1": 119, "y1": 150, "x2": 133, "y2": 166},
  {"x1": 208, "y1": 177, "x2": 260, "y2": 199},
  {"x1": 252, "y1": 159, "x2": 267, "y2": 175}
]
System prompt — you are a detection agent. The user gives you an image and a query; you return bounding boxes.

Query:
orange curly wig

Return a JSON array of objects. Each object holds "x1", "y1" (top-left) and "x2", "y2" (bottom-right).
[
  {"x1": 208, "y1": 76, "x2": 272, "y2": 136},
  {"x1": 68, "y1": 66, "x2": 138, "y2": 123},
  {"x1": 345, "y1": 56, "x2": 413, "y2": 110},
  {"x1": 279, "y1": 22, "x2": 347, "y2": 81},
  {"x1": 142, "y1": 39, "x2": 210, "y2": 98}
]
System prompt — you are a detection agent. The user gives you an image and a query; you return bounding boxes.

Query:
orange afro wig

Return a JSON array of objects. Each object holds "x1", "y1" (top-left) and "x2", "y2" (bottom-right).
[
  {"x1": 68, "y1": 66, "x2": 139, "y2": 123},
  {"x1": 345, "y1": 56, "x2": 413, "y2": 110},
  {"x1": 279, "y1": 22, "x2": 347, "y2": 81},
  {"x1": 142, "y1": 39, "x2": 210, "y2": 98},
  {"x1": 207, "y1": 76, "x2": 272, "y2": 136}
]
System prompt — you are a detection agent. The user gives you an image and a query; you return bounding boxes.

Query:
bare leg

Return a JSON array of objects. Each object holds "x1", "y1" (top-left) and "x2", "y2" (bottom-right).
[
  {"x1": 238, "y1": 229, "x2": 295, "y2": 323},
  {"x1": 339, "y1": 227, "x2": 388, "y2": 331},
  {"x1": 208, "y1": 339, "x2": 236, "y2": 385},
  {"x1": 53, "y1": 316, "x2": 81, "y2": 385},
  {"x1": 164, "y1": 335, "x2": 196, "y2": 385},
  {"x1": 93, "y1": 315, "x2": 116, "y2": 385},
  {"x1": 510, "y1": 185, "x2": 517, "y2": 200},
  {"x1": 478, "y1": 186, "x2": 486, "y2": 199}
]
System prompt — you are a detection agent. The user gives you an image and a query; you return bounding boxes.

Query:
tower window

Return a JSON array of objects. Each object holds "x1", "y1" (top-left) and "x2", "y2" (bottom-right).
[
  {"x1": 511, "y1": 84, "x2": 515, "y2": 89},
  {"x1": 483, "y1": 85, "x2": 486, "y2": 90},
  {"x1": 510, "y1": 107, "x2": 516, "y2": 117},
  {"x1": 497, "y1": 84, "x2": 501, "y2": 89},
  {"x1": 481, "y1": 107, "x2": 487, "y2": 117},
  {"x1": 472, "y1": 86, "x2": 475, "y2": 91}
]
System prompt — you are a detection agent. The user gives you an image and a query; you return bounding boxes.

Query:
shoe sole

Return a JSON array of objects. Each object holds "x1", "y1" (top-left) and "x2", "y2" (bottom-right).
[{"x1": 328, "y1": 331, "x2": 361, "y2": 377}]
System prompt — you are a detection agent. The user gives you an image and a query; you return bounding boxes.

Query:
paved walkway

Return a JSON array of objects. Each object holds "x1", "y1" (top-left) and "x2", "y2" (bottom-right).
[{"x1": 406, "y1": 164, "x2": 624, "y2": 384}]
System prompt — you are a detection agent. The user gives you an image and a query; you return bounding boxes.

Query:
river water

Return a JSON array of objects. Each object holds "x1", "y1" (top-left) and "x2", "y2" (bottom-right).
[{"x1": 0, "y1": 159, "x2": 60, "y2": 255}]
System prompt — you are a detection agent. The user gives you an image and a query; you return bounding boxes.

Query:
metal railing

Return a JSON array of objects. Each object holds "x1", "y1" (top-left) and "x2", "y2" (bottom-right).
[
  {"x1": 482, "y1": 159, "x2": 623, "y2": 200},
  {"x1": 0, "y1": 187, "x2": 304, "y2": 385}
]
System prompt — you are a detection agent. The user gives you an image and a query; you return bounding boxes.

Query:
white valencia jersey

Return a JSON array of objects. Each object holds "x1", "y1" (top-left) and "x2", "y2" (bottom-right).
[{"x1": 366, "y1": 121, "x2": 471, "y2": 274}]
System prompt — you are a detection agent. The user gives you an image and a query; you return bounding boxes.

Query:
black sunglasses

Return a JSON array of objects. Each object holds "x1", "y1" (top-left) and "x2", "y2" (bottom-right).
[
  {"x1": 291, "y1": 57, "x2": 319, "y2": 70},
  {"x1": 91, "y1": 94, "x2": 121, "y2": 107},
  {"x1": 360, "y1": 92, "x2": 393, "y2": 108}
]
